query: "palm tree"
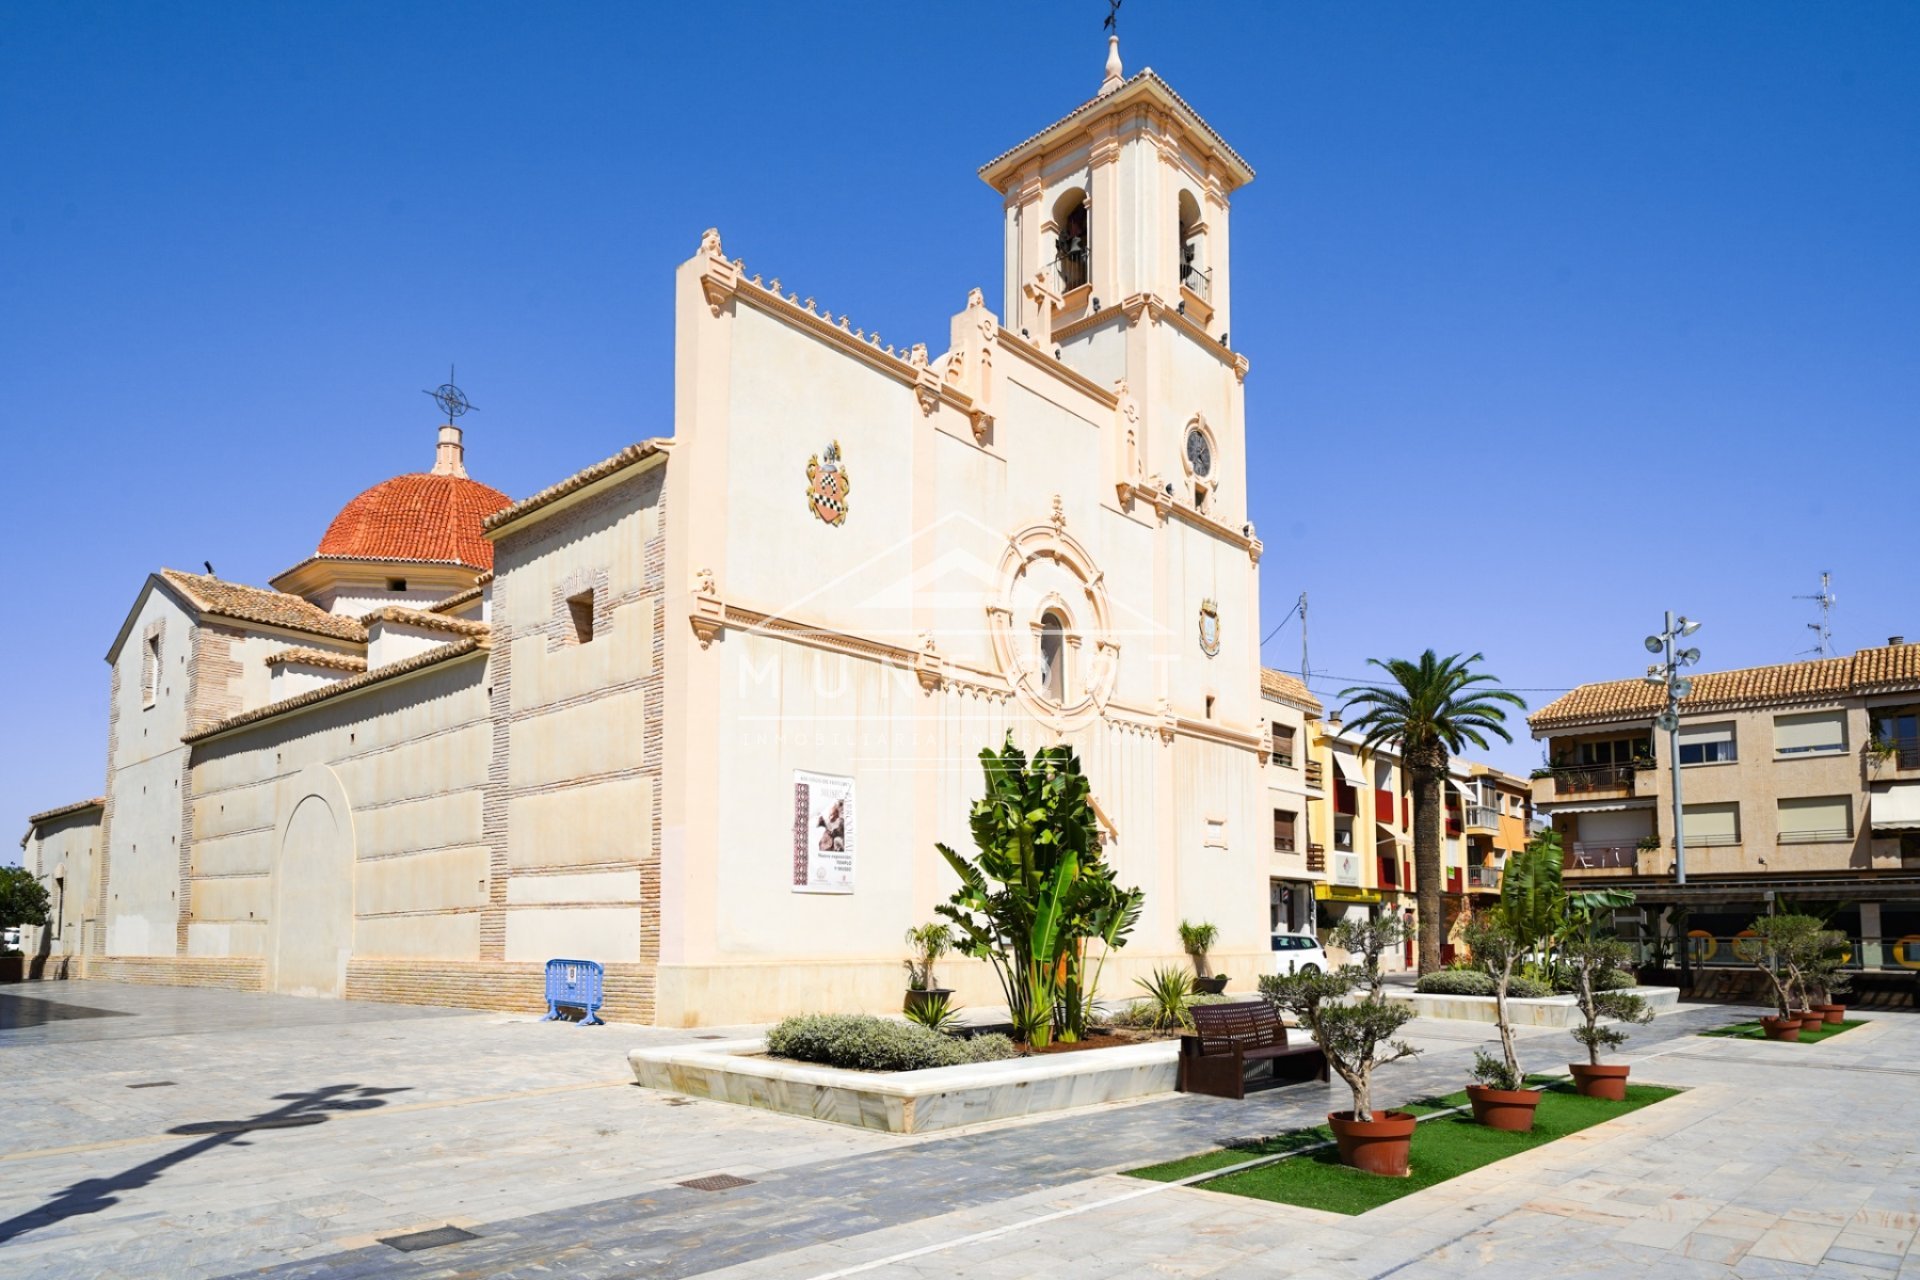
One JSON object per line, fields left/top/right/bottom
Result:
{"left": 1338, "top": 651, "right": 1527, "bottom": 975}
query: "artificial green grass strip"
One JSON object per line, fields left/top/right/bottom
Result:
{"left": 1698, "top": 1018, "right": 1864, "bottom": 1043}
{"left": 1133, "top": 1083, "right": 1677, "bottom": 1214}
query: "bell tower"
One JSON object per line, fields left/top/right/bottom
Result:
{"left": 978, "top": 36, "right": 1255, "bottom": 349}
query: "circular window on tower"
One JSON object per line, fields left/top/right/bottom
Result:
{"left": 1185, "top": 425, "right": 1213, "bottom": 480}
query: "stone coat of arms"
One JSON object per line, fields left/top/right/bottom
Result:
{"left": 805, "top": 441, "right": 850, "bottom": 526}
{"left": 1198, "top": 598, "right": 1221, "bottom": 658}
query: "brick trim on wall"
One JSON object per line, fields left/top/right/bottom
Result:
{"left": 345, "top": 959, "right": 656, "bottom": 1023}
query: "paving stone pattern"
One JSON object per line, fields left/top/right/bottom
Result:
{"left": 4, "top": 981, "right": 1916, "bottom": 1279}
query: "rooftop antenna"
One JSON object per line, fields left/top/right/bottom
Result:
{"left": 1795, "top": 571, "right": 1836, "bottom": 657}
{"left": 1103, "top": 0, "right": 1121, "bottom": 34}
{"left": 1299, "top": 591, "right": 1310, "bottom": 690}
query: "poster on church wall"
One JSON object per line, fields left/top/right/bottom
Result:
{"left": 792, "top": 770, "right": 855, "bottom": 894}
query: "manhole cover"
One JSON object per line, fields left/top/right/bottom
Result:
{"left": 378, "top": 1225, "right": 480, "bottom": 1252}
{"left": 678, "top": 1174, "right": 755, "bottom": 1192}
{"left": 126, "top": 1081, "right": 176, "bottom": 1089}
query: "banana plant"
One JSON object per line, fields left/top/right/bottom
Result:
{"left": 936, "top": 736, "right": 1141, "bottom": 1048}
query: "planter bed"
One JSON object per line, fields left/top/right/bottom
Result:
{"left": 1699, "top": 1018, "right": 1865, "bottom": 1044}
{"left": 1382, "top": 986, "right": 1679, "bottom": 1028}
{"left": 629, "top": 1035, "right": 1178, "bottom": 1134}
{"left": 1127, "top": 1080, "right": 1678, "bottom": 1215}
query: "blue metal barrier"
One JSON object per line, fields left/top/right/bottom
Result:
{"left": 542, "top": 958, "right": 605, "bottom": 1026}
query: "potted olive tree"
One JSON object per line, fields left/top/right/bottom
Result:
{"left": 1262, "top": 914, "right": 1420, "bottom": 1177}
{"left": 1180, "top": 920, "right": 1228, "bottom": 994}
{"left": 1563, "top": 935, "right": 1653, "bottom": 1099}
{"left": 1747, "top": 913, "right": 1823, "bottom": 1041}
{"left": 1801, "top": 933, "right": 1852, "bottom": 1025}
{"left": 903, "top": 922, "right": 954, "bottom": 1019}
{"left": 1459, "top": 906, "right": 1542, "bottom": 1131}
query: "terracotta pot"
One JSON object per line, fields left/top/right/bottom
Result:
{"left": 1812, "top": 1003, "right": 1845, "bottom": 1025}
{"left": 902, "top": 987, "right": 954, "bottom": 1017}
{"left": 1568, "top": 1062, "right": 1630, "bottom": 1102}
{"left": 1466, "top": 1084, "right": 1543, "bottom": 1132}
{"left": 1759, "top": 1016, "right": 1802, "bottom": 1042}
{"left": 1327, "top": 1110, "right": 1417, "bottom": 1177}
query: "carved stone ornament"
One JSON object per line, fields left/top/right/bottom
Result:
{"left": 805, "top": 441, "right": 851, "bottom": 525}
{"left": 1197, "top": 597, "right": 1221, "bottom": 658}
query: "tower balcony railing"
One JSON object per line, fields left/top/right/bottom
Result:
{"left": 1179, "top": 262, "right": 1212, "bottom": 303}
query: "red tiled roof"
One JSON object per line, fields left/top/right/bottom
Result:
{"left": 318, "top": 473, "right": 512, "bottom": 571}
{"left": 1259, "top": 668, "right": 1324, "bottom": 715}
{"left": 161, "top": 570, "right": 367, "bottom": 643}
{"left": 185, "top": 638, "right": 488, "bottom": 744}
{"left": 1531, "top": 643, "right": 1920, "bottom": 730}
{"left": 263, "top": 648, "right": 368, "bottom": 673}
{"left": 27, "top": 797, "right": 105, "bottom": 827}
{"left": 483, "top": 442, "right": 666, "bottom": 536}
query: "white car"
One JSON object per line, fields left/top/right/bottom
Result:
{"left": 1270, "top": 932, "right": 1328, "bottom": 975}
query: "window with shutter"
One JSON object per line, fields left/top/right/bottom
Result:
{"left": 1681, "top": 802, "right": 1740, "bottom": 846}
{"left": 1774, "top": 711, "right": 1846, "bottom": 756}
{"left": 1777, "top": 796, "right": 1850, "bottom": 843}
{"left": 1678, "top": 722, "right": 1737, "bottom": 766}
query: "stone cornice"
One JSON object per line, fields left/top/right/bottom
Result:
{"left": 1115, "top": 483, "right": 1262, "bottom": 563}
{"left": 1116, "top": 294, "right": 1250, "bottom": 382}
{"left": 995, "top": 327, "right": 1119, "bottom": 408}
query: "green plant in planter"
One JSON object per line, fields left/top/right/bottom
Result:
{"left": 1746, "top": 913, "right": 1827, "bottom": 1019}
{"left": 936, "top": 737, "right": 1144, "bottom": 1048}
{"left": 1134, "top": 965, "right": 1196, "bottom": 1030}
{"left": 1178, "top": 920, "right": 1220, "bottom": 978}
{"left": 0, "top": 867, "right": 50, "bottom": 944}
{"left": 1260, "top": 914, "right": 1418, "bottom": 1121}
{"left": 901, "top": 990, "right": 964, "bottom": 1033}
{"left": 903, "top": 922, "right": 953, "bottom": 992}
{"left": 1564, "top": 935, "right": 1652, "bottom": 1065}
{"left": 1799, "top": 932, "right": 1853, "bottom": 1012}
{"left": 1460, "top": 907, "right": 1529, "bottom": 1091}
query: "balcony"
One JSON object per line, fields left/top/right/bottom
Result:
{"left": 1303, "top": 760, "right": 1325, "bottom": 789}
{"left": 1465, "top": 865, "right": 1501, "bottom": 890}
{"left": 1546, "top": 763, "right": 1642, "bottom": 797}
{"left": 1180, "top": 260, "right": 1212, "bottom": 303}
{"left": 1866, "top": 736, "right": 1920, "bottom": 776}
{"left": 1778, "top": 829, "right": 1852, "bottom": 845}
{"left": 1306, "top": 845, "right": 1326, "bottom": 873}
{"left": 1565, "top": 843, "right": 1638, "bottom": 871}
{"left": 1465, "top": 805, "right": 1500, "bottom": 832}
{"left": 1271, "top": 751, "right": 1295, "bottom": 769}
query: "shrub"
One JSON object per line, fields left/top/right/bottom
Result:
{"left": 1133, "top": 966, "right": 1197, "bottom": 1030}
{"left": 1416, "top": 969, "right": 1494, "bottom": 996}
{"left": 1552, "top": 967, "right": 1635, "bottom": 994}
{"left": 765, "top": 1014, "right": 1017, "bottom": 1072}
{"left": 1508, "top": 974, "right": 1552, "bottom": 1000}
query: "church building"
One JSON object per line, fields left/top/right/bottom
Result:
{"left": 18, "top": 41, "right": 1282, "bottom": 1026}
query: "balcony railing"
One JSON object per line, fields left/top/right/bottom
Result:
{"left": 1305, "top": 846, "right": 1326, "bottom": 873}
{"left": 1466, "top": 865, "right": 1500, "bottom": 889}
{"left": 1049, "top": 246, "right": 1089, "bottom": 294}
{"left": 1565, "top": 843, "right": 1637, "bottom": 870}
{"left": 1465, "top": 805, "right": 1500, "bottom": 830}
{"left": 1271, "top": 751, "right": 1295, "bottom": 769}
{"left": 1303, "top": 760, "right": 1325, "bottom": 788}
{"left": 1867, "top": 736, "right": 1920, "bottom": 771}
{"left": 1778, "top": 829, "right": 1851, "bottom": 845}
{"left": 1179, "top": 261, "right": 1212, "bottom": 302}
{"left": 1549, "top": 763, "right": 1641, "bottom": 794}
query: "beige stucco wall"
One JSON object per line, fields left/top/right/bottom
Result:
{"left": 22, "top": 808, "right": 102, "bottom": 960}
{"left": 491, "top": 461, "right": 664, "bottom": 970}
{"left": 186, "top": 653, "right": 493, "bottom": 983}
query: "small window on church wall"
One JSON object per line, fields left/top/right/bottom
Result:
{"left": 387, "top": 578, "right": 407, "bottom": 592}
{"left": 567, "top": 591, "right": 595, "bottom": 645}
{"left": 141, "top": 634, "right": 160, "bottom": 706}
{"left": 1052, "top": 189, "right": 1089, "bottom": 293}
{"left": 1039, "top": 611, "right": 1066, "bottom": 703}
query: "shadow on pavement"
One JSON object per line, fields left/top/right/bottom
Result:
{"left": 0, "top": 1082, "right": 411, "bottom": 1245}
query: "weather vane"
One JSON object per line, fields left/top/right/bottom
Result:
{"left": 423, "top": 364, "right": 477, "bottom": 422}
{"left": 1104, "top": 0, "right": 1121, "bottom": 34}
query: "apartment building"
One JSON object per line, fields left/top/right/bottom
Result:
{"left": 1259, "top": 670, "right": 1326, "bottom": 935}
{"left": 1528, "top": 638, "right": 1920, "bottom": 964}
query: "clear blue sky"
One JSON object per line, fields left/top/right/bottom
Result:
{"left": 5, "top": 2, "right": 1917, "bottom": 840}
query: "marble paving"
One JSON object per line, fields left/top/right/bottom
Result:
{"left": 4, "top": 979, "right": 1915, "bottom": 1279}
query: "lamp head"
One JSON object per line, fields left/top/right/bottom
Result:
{"left": 1679, "top": 647, "right": 1701, "bottom": 665}
{"left": 1671, "top": 677, "right": 1693, "bottom": 698}
{"left": 1679, "top": 618, "right": 1703, "bottom": 636}
{"left": 1645, "top": 636, "right": 1664, "bottom": 654}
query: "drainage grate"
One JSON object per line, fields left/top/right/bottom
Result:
{"left": 664, "top": 1096, "right": 695, "bottom": 1106}
{"left": 126, "top": 1081, "right": 176, "bottom": 1089}
{"left": 694, "top": 1034, "right": 727, "bottom": 1040}
{"left": 678, "top": 1174, "right": 755, "bottom": 1192}
{"left": 378, "top": 1225, "right": 480, "bottom": 1252}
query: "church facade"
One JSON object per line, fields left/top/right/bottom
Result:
{"left": 18, "top": 44, "right": 1294, "bottom": 1026}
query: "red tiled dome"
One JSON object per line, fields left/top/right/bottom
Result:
{"left": 317, "top": 472, "right": 512, "bottom": 571}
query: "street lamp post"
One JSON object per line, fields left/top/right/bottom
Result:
{"left": 1645, "top": 612, "right": 1702, "bottom": 976}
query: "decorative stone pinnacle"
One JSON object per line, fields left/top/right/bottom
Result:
{"left": 1100, "top": 35, "right": 1123, "bottom": 95}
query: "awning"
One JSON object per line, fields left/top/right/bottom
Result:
{"left": 1314, "top": 884, "right": 1382, "bottom": 903}
{"left": 1871, "top": 782, "right": 1920, "bottom": 831}
{"left": 1376, "top": 822, "right": 1407, "bottom": 845}
{"left": 1330, "top": 750, "right": 1365, "bottom": 786}
{"left": 1449, "top": 776, "right": 1476, "bottom": 796}
{"left": 1543, "top": 798, "right": 1655, "bottom": 815}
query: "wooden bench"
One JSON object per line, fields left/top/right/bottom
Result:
{"left": 1177, "top": 1002, "right": 1328, "bottom": 1099}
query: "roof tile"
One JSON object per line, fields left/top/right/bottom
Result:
{"left": 162, "top": 570, "right": 367, "bottom": 643}
{"left": 1530, "top": 645, "right": 1920, "bottom": 730}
